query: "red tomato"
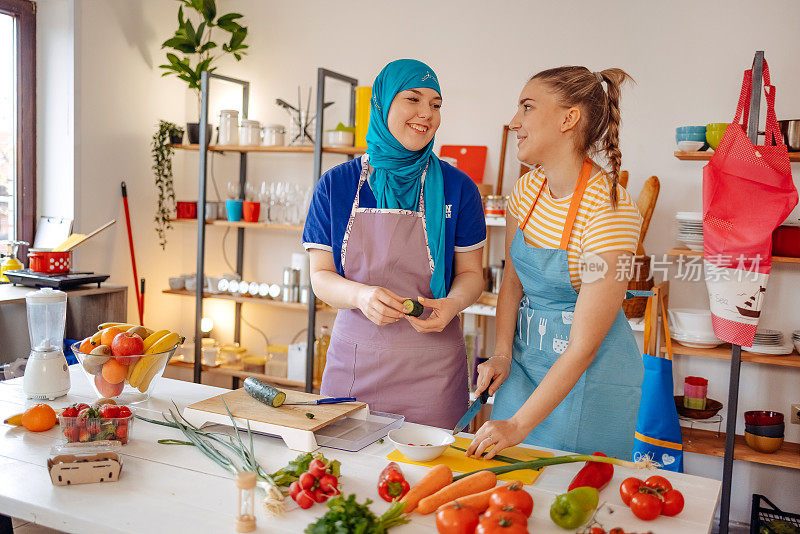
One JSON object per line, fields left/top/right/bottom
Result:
{"left": 488, "top": 483, "right": 534, "bottom": 517}
{"left": 619, "top": 477, "right": 643, "bottom": 506}
{"left": 661, "top": 489, "right": 685, "bottom": 517}
{"left": 644, "top": 475, "right": 672, "bottom": 492}
{"left": 299, "top": 472, "right": 317, "bottom": 490}
{"left": 590, "top": 528, "right": 606, "bottom": 534}
{"left": 609, "top": 529, "right": 626, "bottom": 534}
{"left": 630, "top": 492, "right": 663, "bottom": 521}
{"left": 289, "top": 481, "right": 302, "bottom": 500}
{"left": 483, "top": 506, "right": 528, "bottom": 525}
{"left": 318, "top": 473, "right": 338, "bottom": 494}
{"left": 99, "top": 404, "right": 121, "bottom": 419}
{"left": 476, "top": 513, "right": 529, "bottom": 534}
{"left": 62, "top": 406, "right": 78, "bottom": 418}
{"left": 308, "top": 458, "right": 327, "bottom": 478}
{"left": 294, "top": 489, "right": 315, "bottom": 509}
{"left": 117, "top": 406, "right": 132, "bottom": 419}
{"left": 435, "top": 502, "right": 480, "bottom": 534}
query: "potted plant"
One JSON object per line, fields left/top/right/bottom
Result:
{"left": 159, "top": 0, "right": 248, "bottom": 144}
{"left": 152, "top": 120, "right": 181, "bottom": 249}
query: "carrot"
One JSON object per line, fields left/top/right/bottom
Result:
{"left": 437, "top": 480, "right": 523, "bottom": 514}
{"left": 416, "top": 471, "right": 498, "bottom": 515}
{"left": 400, "top": 464, "right": 453, "bottom": 513}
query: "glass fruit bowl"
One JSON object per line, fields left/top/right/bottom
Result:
{"left": 71, "top": 341, "right": 180, "bottom": 404}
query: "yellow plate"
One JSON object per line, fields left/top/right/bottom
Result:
{"left": 386, "top": 436, "right": 553, "bottom": 485}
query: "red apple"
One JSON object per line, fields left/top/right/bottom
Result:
{"left": 94, "top": 373, "right": 124, "bottom": 397}
{"left": 111, "top": 332, "right": 144, "bottom": 364}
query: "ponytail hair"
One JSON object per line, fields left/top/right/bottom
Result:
{"left": 531, "top": 66, "right": 633, "bottom": 208}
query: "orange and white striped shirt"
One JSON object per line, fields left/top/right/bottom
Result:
{"left": 508, "top": 165, "right": 642, "bottom": 291}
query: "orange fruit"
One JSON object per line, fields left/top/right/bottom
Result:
{"left": 101, "top": 358, "right": 128, "bottom": 384}
{"left": 21, "top": 404, "right": 57, "bottom": 432}
{"left": 100, "top": 326, "right": 123, "bottom": 347}
{"left": 79, "top": 337, "right": 98, "bottom": 354}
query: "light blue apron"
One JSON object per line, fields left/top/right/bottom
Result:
{"left": 492, "top": 160, "right": 644, "bottom": 460}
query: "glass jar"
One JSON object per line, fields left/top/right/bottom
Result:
{"left": 239, "top": 119, "right": 261, "bottom": 146}
{"left": 484, "top": 195, "right": 506, "bottom": 217}
{"left": 218, "top": 109, "right": 239, "bottom": 145}
{"left": 261, "top": 124, "right": 286, "bottom": 146}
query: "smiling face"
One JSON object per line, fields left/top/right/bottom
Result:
{"left": 509, "top": 79, "right": 581, "bottom": 165}
{"left": 386, "top": 87, "right": 442, "bottom": 151}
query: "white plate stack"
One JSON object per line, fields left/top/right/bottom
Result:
{"left": 676, "top": 211, "right": 704, "bottom": 251}
{"left": 668, "top": 308, "right": 723, "bottom": 349}
{"left": 792, "top": 331, "right": 800, "bottom": 354}
{"left": 743, "top": 329, "right": 794, "bottom": 356}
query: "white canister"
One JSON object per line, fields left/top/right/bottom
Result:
{"left": 240, "top": 119, "right": 261, "bottom": 146}
{"left": 218, "top": 109, "right": 239, "bottom": 145}
{"left": 262, "top": 124, "right": 286, "bottom": 146}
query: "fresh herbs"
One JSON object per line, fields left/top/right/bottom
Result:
{"left": 305, "top": 494, "right": 408, "bottom": 534}
{"left": 305, "top": 412, "right": 315, "bottom": 419}
{"left": 136, "top": 401, "right": 284, "bottom": 515}
{"left": 270, "top": 452, "right": 340, "bottom": 488}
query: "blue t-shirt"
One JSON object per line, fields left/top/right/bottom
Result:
{"left": 302, "top": 156, "right": 486, "bottom": 293}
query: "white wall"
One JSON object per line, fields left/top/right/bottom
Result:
{"left": 38, "top": 0, "right": 800, "bottom": 525}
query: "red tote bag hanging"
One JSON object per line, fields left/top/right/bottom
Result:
{"left": 703, "top": 59, "right": 797, "bottom": 347}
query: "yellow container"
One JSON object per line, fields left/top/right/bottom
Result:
{"left": 355, "top": 86, "right": 372, "bottom": 148}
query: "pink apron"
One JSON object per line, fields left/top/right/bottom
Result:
{"left": 320, "top": 156, "right": 469, "bottom": 429}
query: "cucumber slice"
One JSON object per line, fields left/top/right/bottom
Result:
{"left": 243, "top": 377, "right": 286, "bottom": 407}
{"left": 403, "top": 298, "right": 424, "bottom": 317}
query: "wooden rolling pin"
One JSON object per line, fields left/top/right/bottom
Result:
{"left": 635, "top": 176, "right": 660, "bottom": 256}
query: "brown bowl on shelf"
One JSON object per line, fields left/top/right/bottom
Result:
{"left": 744, "top": 431, "right": 783, "bottom": 454}
{"left": 674, "top": 396, "right": 723, "bottom": 419}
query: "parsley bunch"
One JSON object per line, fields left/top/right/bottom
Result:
{"left": 305, "top": 494, "right": 408, "bottom": 534}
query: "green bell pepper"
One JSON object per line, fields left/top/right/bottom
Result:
{"left": 549, "top": 486, "right": 600, "bottom": 530}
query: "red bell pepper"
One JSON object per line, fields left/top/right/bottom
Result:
{"left": 378, "top": 462, "right": 410, "bottom": 502}
{"left": 567, "top": 452, "right": 614, "bottom": 492}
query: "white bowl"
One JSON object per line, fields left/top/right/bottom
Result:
{"left": 388, "top": 426, "right": 455, "bottom": 461}
{"left": 668, "top": 308, "right": 715, "bottom": 336}
{"left": 677, "top": 140, "right": 705, "bottom": 152}
{"left": 325, "top": 130, "right": 355, "bottom": 147}
{"left": 168, "top": 277, "right": 185, "bottom": 290}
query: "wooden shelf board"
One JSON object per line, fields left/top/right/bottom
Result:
{"left": 168, "top": 360, "right": 304, "bottom": 389}
{"left": 662, "top": 343, "right": 800, "bottom": 368}
{"left": 162, "top": 288, "right": 334, "bottom": 312}
{"left": 682, "top": 427, "right": 800, "bottom": 469}
{"left": 172, "top": 143, "right": 364, "bottom": 156}
{"left": 170, "top": 218, "right": 303, "bottom": 232}
{"left": 667, "top": 247, "right": 800, "bottom": 265}
{"left": 675, "top": 150, "right": 800, "bottom": 162}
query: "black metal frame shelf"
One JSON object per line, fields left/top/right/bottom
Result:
{"left": 188, "top": 68, "right": 358, "bottom": 393}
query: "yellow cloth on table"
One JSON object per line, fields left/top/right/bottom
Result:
{"left": 386, "top": 436, "right": 553, "bottom": 485}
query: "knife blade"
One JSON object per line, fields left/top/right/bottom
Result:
{"left": 452, "top": 390, "right": 490, "bottom": 435}
{"left": 282, "top": 397, "right": 356, "bottom": 406}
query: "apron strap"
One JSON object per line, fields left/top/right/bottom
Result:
{"left": 519, "top": 159, "right": 593, "bottom": 251}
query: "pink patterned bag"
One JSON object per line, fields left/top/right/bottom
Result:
{"left": 703, "top": 59, "right": 797, "bottom": 346}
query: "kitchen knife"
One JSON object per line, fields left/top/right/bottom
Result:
{"left": 452, "top": 390, "right": 490, "bottom": 435}
{"left": 282, "top": 397, "right": 356, "bottom": 406}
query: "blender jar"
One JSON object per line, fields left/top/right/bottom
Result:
{"left": 26, "top": 288, "right": 67, "bottom": 351}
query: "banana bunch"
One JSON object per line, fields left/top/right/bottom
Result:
{"left": 128, "top": 331, "right": 182, "bottom": 392}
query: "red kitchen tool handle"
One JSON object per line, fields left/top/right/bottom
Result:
{"left": 121, "top": 182, "right": 144, "bottom": 325}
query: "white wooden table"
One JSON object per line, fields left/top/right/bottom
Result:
{"left": 0, "top": 367, "right": 721, "bottom": 533}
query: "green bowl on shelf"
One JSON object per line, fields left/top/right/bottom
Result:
{"left": 706, "top": 123, "right": 729, "bottom": 150}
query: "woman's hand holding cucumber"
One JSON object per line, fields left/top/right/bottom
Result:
{"left": 475, "top": 356, "right": 511, "bottom": 396}
{"left": 404, "top": 296, "right": 460, "bottom": 333}
{"left": 357, "top": 286, "right": 406, "bottom": 326}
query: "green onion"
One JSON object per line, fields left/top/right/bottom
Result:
{"left": 452, "top": 454, "right": 659, "bottom": 482}
{"left": 449, "top": 445, "right": 525, "bottom": 464}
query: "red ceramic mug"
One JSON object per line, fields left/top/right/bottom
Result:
{"left": 242, "top": 201, "right": 260, "bottom": 222}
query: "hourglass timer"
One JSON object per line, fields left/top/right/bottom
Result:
{"left": 235, "top": 471, "right": 257, "bottom": 532}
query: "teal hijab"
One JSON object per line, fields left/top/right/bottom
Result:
{"left": 366, "top": 59, "right": 447, "bottom": 299}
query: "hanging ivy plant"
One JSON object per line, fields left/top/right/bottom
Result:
{"left": 152, "top": 120, "right": 183, "bottom": 249}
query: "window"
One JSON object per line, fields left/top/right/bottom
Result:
{"left": 0, "top": 0, "right": 34, "bottom": 256}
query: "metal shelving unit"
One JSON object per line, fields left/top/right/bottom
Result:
{"left": 186, "top": 69, "right": 358, "bottom": 393}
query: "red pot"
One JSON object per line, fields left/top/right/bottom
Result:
{"left": 28, "top": 250, "right": 71, "bottom": 274}
{"left": 176, "top": 201, "right": 197, "bottom": 219}
{"left": 242, "top": 201, "right": 260, "bottom": 223}
{"left": 772, "top": 226, "right": 800, "bottom": 258}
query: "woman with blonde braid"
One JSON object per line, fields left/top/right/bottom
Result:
{"left": 468, "top": 67, "right": 644, "bottom": 460}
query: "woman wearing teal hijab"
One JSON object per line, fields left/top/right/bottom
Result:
{"left": 303, "top": 59, "right": 487, "bottom": 428}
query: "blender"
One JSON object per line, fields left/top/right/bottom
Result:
{"left": 22, "top": 288, "right": 71, "bottom": 400}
